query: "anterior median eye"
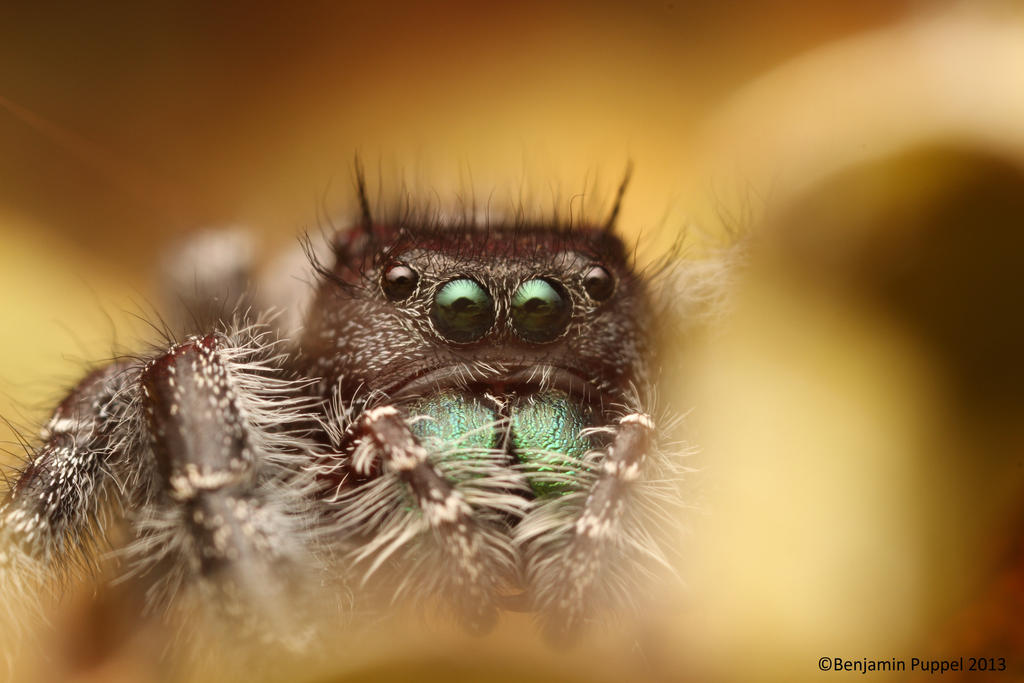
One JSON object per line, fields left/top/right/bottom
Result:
{"left": 382, "top": 263, "right": 419, "bottom": 300}
{"left": 511, "top": 278, "right": 571, "bottom": 343}
{"left": 431, "top": 278, "right": 495, "bottom": 342}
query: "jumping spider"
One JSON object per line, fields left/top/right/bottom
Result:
{"left": 0, "top": 171, "right": 693, "bottom": 649}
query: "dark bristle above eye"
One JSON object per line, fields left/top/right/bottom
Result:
{"left": 382, "top": 263, "right": 419, "bottom": 300}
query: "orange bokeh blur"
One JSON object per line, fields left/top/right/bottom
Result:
{"left": 1, "top": 2, "right": 1022, "bottom": 681}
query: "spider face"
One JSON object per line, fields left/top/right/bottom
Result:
{"left": 301, "top": 222, "right": 652, "bottom": 505}
{"left": 304, "top": 222, "right": 649, "bottom": 409}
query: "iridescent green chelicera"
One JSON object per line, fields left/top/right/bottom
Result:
{"left": 511, "top": 278, "right": 571, "bottom": 343}
{"left": 407, "top": 391, "right": 501, "bottom": 455}
{"left": 509, "top": 390, "right": 592, "bottom": 497}
{"left": 431, "top": 278, "right": 495, "bottom": 343}
{"left": 405, "top": 389, "right": 592, "bottom": 498}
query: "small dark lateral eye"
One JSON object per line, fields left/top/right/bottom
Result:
{"left": 382, "top": 263, "right": 419, "bottom": 300}
{"left": 512, "top": 279, "right": 571, "bottom": 343}
{"left": 431, "top": 278, "right": 495, "bottom": 343}
{"left": 583, "top": 265, "right": 615, "bottom": 301}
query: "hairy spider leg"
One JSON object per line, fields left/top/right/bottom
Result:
{"left": 355, "top": 405, "right": 509, "bottom": 634}
{"left": 523, "top": 411, "right": 655, "bottom": 642}
{"left": 133, "top": 333, "right": 317, "bottom": 641}
{"left": 1, "top": 363, "right": 134, "bottom": 598}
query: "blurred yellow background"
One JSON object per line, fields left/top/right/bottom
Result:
{"left": 2, "top": 1, "right": 1023, "bottom": 681}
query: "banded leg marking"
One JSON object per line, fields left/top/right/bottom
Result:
{"left": 358, "top": 405, "right": 500, "bottom": 633}
{"left": 138, "top": 334, "right": 310, "bottom": 627}
{"left": 1, "top": 363, "right": 132, "bottom": 574}
{"left": 539, "top": 411, "right": 655, "bottom": 639}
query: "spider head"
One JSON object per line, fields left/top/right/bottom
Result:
{"left": 302, "top": 218, "right": 650, "bottom": 408}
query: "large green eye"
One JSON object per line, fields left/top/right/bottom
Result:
{"left": 511, "top": 278, "right": 571, "bottom": 343}
{"left": 431, "top": 278, "right": 495, "bottom": 342}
